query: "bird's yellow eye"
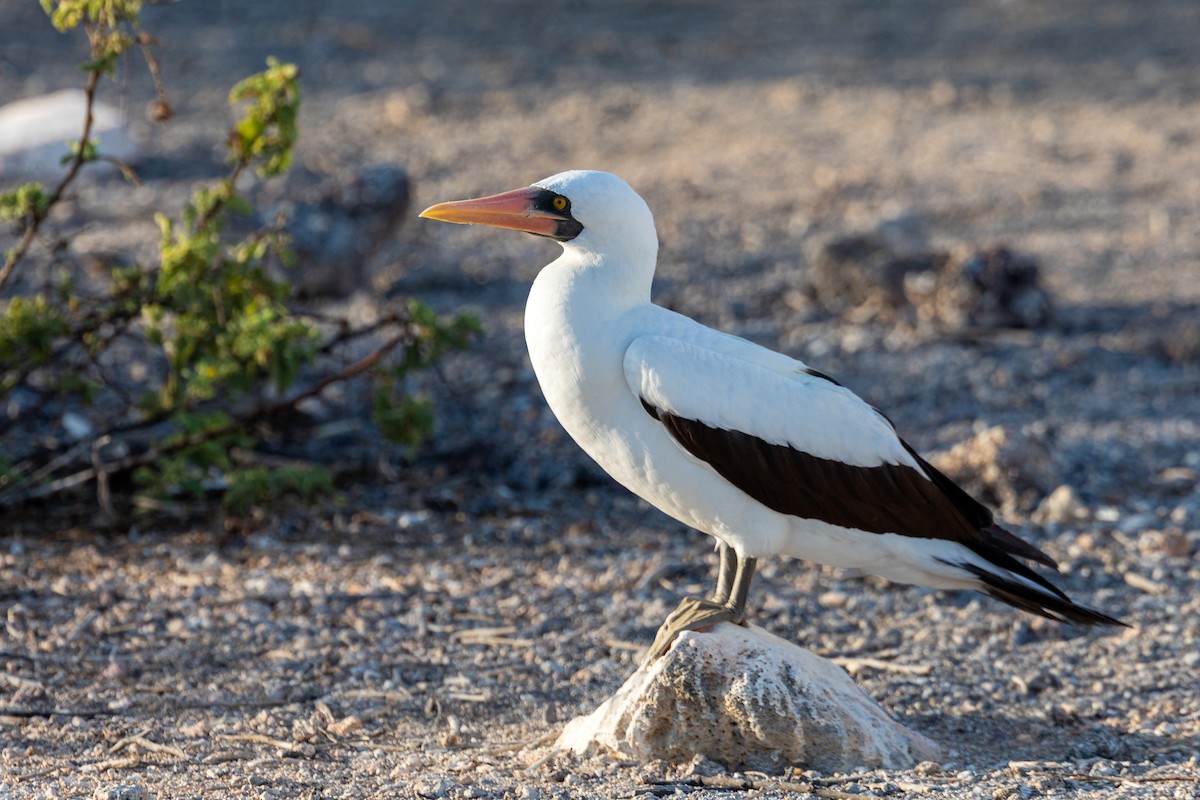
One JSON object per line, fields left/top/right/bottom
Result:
{"left": 552, "top": 195, "right": 568, "bottom": 211}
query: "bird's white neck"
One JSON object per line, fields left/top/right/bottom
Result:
{"left": 532, "top": 245, "right": 656, "bottom": 318}
{"left": 524, "top": 245, "right": 655, "bottom": 439}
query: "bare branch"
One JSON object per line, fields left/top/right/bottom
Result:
{"left": 0, "top": 69, "right": 101, "bottom": 291}
{"left": 0, "top": 324, "right": 417, "bottom": 508}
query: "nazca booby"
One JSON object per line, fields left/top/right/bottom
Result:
{"left": 420, "top": 170, "right": 1123, "bottom": 662}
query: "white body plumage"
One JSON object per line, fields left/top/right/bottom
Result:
{"left": 421, "top": 169, "right": 1121, "bottom": 628}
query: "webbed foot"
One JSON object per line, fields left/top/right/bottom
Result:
{"left": 641, "top": 595, "right": 743, "bottom": 666}
{"left": 640, "top": 545, "right": 756, "bottom": 667}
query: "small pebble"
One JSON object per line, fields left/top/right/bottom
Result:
{"left": 94, "top": 789, "right": 145, "bottom": 800}
{"left": 418, "top": 778, "right": 454, "bottom": 798}
{"left": 818, "top": 590, "right": 849, "bottom": 608}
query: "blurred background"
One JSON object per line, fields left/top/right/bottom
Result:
{"left": 1, "top": 0, "right": 1198, "bottom": 522}
{"left": 2, "top": 3, "right": 1199, "bottom": 793}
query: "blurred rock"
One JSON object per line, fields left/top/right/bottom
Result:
{"left": 1117, "top": 511, "right": 1157, "bottom": 536}
{"left": 947, "top": 246, "right": 1053, "bottom": 329}
{"left": 5, "top": 387, "right": 42, "bottom": 421}
{"left": 267, "top": 163, "right": 410, "bottom": 298}
{"left": 0, "top": 89, "right": 139, "bottom": 179}
{"left": 810, "top": 212, "right": 943, "bottom": 315}
{"left": 905, "top": 246, "right": 1053, "bottom": 329}
{"left": 1157, "top": 316, "right": 1200, "bottom": 363}
{"left": 811, "top": 215, "right": 1053, "bottom": 331}
{"left": 1012, "top": 615, "right": 1084, "bottom": 646}
{"left": 1157, "top": 466, "right": 1197, "bottom": 496}
{"left": 556, "top": 623, "right": 938, "bottom": 772}
{"left": 929, "top": 425, "right": 1061, "bottom": 515}
{"left": 1136, "top": 528, "right": 1192, "bottom": 559}
{"left": 61, "top": 411, "right": 94, "bottom": 441}
{"left": 876, "top": 209, "right": 932, "bottom": 258}
{"left": 1032, "top": 484, "right": 1086, "bottom": 525}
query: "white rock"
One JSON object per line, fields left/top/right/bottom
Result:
{"left": 556, "top": 623, "right": 938, "bottom": 772}
{"left": 0, "top": 89, "right": 139, "bottom": 179}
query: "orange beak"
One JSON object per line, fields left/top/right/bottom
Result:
{"left": 419, "top": 186, "right": 568, "bottom": 238}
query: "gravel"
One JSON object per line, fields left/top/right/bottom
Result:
{"left": 2, "top": 1, "right": 1199, "bottom": 798}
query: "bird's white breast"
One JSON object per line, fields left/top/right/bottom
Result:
{"left": 523, "top": 257, "right": 793, "bottom": 555}
{"left": 523, "top": 259, "right": 643, "bottom": 472}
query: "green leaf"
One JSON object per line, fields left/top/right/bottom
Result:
{"left": 80, "top": 53, "right": 120, "bottom": 75}
{"left": 222, "top": 464, "right": 333, "bottom": 514}
{"left": 59, "top": 137, "right": 100, "bottom": 165}
{"left": 225, "top": 195, "right": 253, "bottom": 217}
{"left": 0, "top": 294, "right": 69, "bottom": 368}
{"left": 43, "top": 0, "right": 144, "bottom": 33}
{"left": 227, "top": 58, "right": 301, "bottom": 177}
{"left": 372, "top": 389, "right": 435, "bottom": 451}
{"left": 0, "top": 183, "right": 49, "bottom": 221}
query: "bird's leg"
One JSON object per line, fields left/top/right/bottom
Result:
{"left": 711, "top": 541, "right": 736, "bottom": 604}
{"left": 726, "top": 553, "right": 756, "bottom": 620}
{"left": 641, "top": 547, "right": 758, "bottom": 667}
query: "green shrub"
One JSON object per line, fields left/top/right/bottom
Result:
{"left": 0, "top": 3, "right": 479, "bottom": 515}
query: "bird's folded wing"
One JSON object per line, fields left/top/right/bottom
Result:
{"left": 625, "top": 334, "right": 913, "bottom": 468}
{"left": 623, "top": 334, "right": 989, "bottom": 541}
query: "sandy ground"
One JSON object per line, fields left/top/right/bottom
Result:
{"left": 2, "top": 2, "right": 1199, "bottom": 798}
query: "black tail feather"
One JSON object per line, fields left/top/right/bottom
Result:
{"left": 954, "top": 562, "right": 1128, "bottom": 627}
{"left": 980, "top": 523, "right": 1059, "bottom": 570}
{"left": 900, "top": 441, "right": 1061, "bottom": 572}
{"left": 899, "top": 437, "right": 1121, "bottom": 626}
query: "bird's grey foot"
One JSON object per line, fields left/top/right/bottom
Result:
{"left": 641, "top": 546, "right": 756, "bottom": 667}
{"left": 641, "top": 596, "right": 742, "bottom": 667}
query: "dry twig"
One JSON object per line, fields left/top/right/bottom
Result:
{"left": 218, "top": 732, "right": 317, "bottom": 756}
{"left": 0, "top": 671, "right": 45, "bottom": 693}
{"left": 451, "top": 626, "right": 535, "bottom": 648}
{"left": 108, "top": 728, "right": 188, "bottom": 760}
{"left": 1123, "top": 571, "right": 1169, "bottom": 595}
{"left": 79, "top": 756, "right": 142, "bottom": 773}
{"left": 831, "top": 656, "right": 933, "bottom": 676}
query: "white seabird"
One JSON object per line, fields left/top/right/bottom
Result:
{"left": 420, "top": 170, "right": 1123, "bottom": 662}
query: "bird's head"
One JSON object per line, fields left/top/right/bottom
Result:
{"left": 419, "top": 170, "right": 658, "bottom": 266}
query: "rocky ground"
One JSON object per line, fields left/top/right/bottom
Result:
{"left": 2, "top": 1, "right": 1199, "bottom": 798}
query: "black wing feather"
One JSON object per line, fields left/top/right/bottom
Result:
{"left": 637, "top": 391, "right": 1124, "bottom": 628}
{"left": 640, "top": 397, "right": 1044, "bottom": 566}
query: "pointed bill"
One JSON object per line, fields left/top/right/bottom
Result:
{"left": 420, "top": 187, "right": 565, "bottom": 238}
